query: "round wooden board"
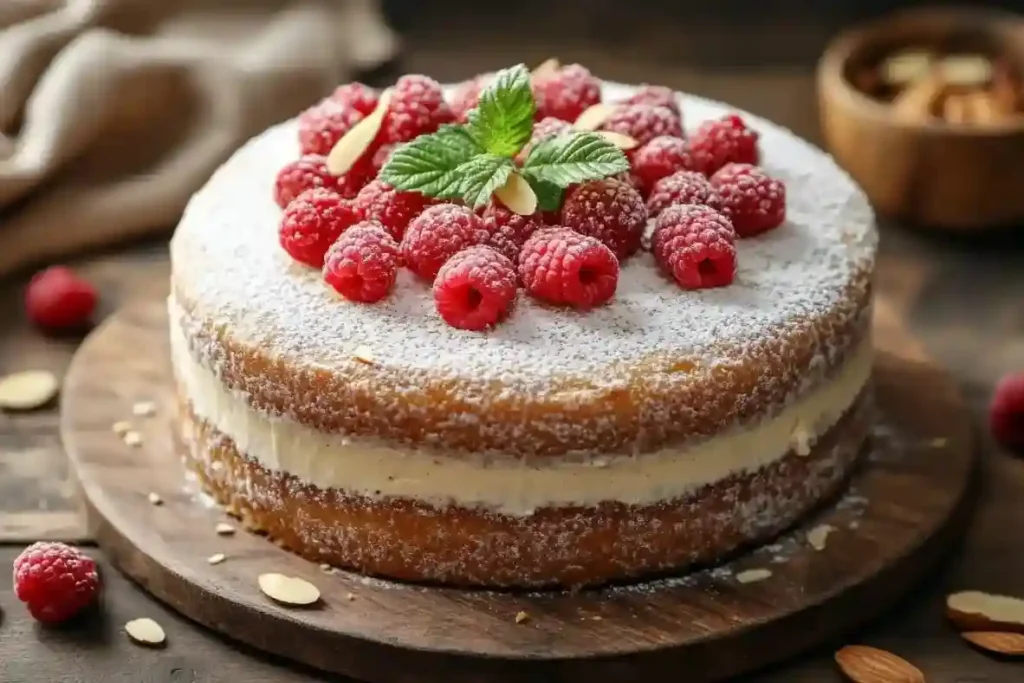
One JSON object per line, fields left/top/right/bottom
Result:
{"left": 62, "top": 298, "right": 976, "bottom": 683}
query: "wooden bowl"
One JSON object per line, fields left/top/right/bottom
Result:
{"left": 817, "top": 7, "right": 1024, "bottom": 231}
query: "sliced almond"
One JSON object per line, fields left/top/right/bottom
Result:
{"left": 892, "top": 73, "right": 944, "bottom": 122}
{"left": 531, "top": 57, "right": 560, "bottom": 80}
{"left": 807, "top": 524, "right": 835, "bottom": 551}
{"left": 938, "top": 54, "right": 993, "bottom": 89}
{"left": 790, "top": 421, "right": 812, "bottom": 456}
{"left": 573, "top": 103, "right": 615, "bottom": 131}
{"left": 123, "top": 431, "right": 143, "bottom": 448}
{"left": 0, "top": 370, "right": 58, "bottom": 411}
{"left": 112, "top": 420, "right": 133, "bottom": 435}
{"left": 494, "top": 172, "right": 537, "bottom": 216}
{"left": 962, "top": 631, "right": 1024, "bottom": 656}
{"left": 132, "top": 401, "right": 157, "bottom": 417}
{"left": 947, "top": 591, "right": 1024, "bottom": 633}
{"left": 258, "top": 573, "right": 321, "bottom": 606}
{"left": 207, "top": 553, "right": 226, "bottom": 565}
{"left": 880, "top": 50, "right": 934, "bottom": 87}
{"left": 147, "top": 492, "right": 163, "bottom": 506}
{"left": 515, "top": 610, "right": 530, "bottom": 624}
{"left": 215, "top": 522, "right": 236, "bottom": 536}
{"left": 736, "top": 568, "right": 772, "bottom": 584}
{"left": 834, "top": 645, "right": 924, "bottom": 683}
{"left": 352, "top": 345, "right": 375, "bottom": 365}
{"left": 124, "top": 618, "right": 166, "bottom": 647}
{"left": 327, "top": 88, "right": 392, "bottom": 176}
{"left": 596, "top": 131, "right": 638, "bottom": 150}
{"left": 345, "top": 592, "right": 356, "bottom": 601}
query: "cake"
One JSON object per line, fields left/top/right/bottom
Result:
{"left": 169, "top": 62, "right": 877, "bottom": 588}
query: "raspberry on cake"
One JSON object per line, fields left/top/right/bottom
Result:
{"left": 274, "top": 155, "right": 365, "bottom": 207}
{"left": 632, "top": 136, "right": 698, "bottom": 196}
{"left": 353, "top": 180, "right": 434, "bottom": 241}
{"left": 519, "top": 227, "right": 620, "bottom": 307}
{"left": 689, "top": 114, "right": 760, "bottom": 176}
{"left": 434, "top": 246, "right": 517, "bottom": 330}
{"left": 329, "top": 82, "right": 379, "bottom": 115}
{"left": 380, "top": 74, "right": 454, "bottom": 144}
{"left": 401, "top": 204, "right": 489, "bottom": 280}
{"left": 279, "top": 188, "right": 362, "bottom": 267}
{"left": 560, "top": 178, "right": 647, "bottom": 259}
{"left": 532, "top": 63, "right": 601, "bottom": 122}
{"left": 711, "top": 163, "right": 786, "bottom": 237}
{"left": 651, "top": 204, "right": 737, "bottom": 289}
{"left": 647, "top": 170, "right": 722, "bottom": 217}
{"left": 599, "top": 104, "right": 683, "bottom": 148}
{"left": 322, "top": 221, "right": 401, "bottom": 303}
{"left": 619, "top": 84, "right": 682, "bottom": 119}
{"left": 298, "top": 99, "right": 365, "bottom": 156}
{"left": 480, "top": 202, "right": 545, "bottom": 263}
{"left": 450, "top": 76, "right": 486, "bottom": 122}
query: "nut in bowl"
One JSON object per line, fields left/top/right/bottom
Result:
{"left": 818, "top": 7, "right": 1024, "bottom": 231}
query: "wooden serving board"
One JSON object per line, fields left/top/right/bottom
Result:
{"left": 61, "top": 299, "right": 976, "bottom": 683}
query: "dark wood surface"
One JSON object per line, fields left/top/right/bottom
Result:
{"left": 2, "top": 18, "right": 1024, "bottom": 683}
{"left": 58, "top": 300, "right": 974, "bottom": 683}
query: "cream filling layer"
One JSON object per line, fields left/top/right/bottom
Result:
{"left": 170, "top": 301, "right": 873, "bottom": 516}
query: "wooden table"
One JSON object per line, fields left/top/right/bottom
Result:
{"left": 2, "top": 17, "right": 1024, "bottom": 682}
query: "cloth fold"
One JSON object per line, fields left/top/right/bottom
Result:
{"left": 0, "top": 0, "right": 398, "bottom": 277}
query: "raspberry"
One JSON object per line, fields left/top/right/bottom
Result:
{"left": 990, "top": 372, "right": 1024, "bottom": 452}
{"left": 323, "top": 221, "right": 401, "bottom": 303}
{"left": 632, "top": 136, "right": 699, "bottom": 196}
{"left": 516, "top": 116, "right": 575, "bottom": 163}
{"left": 330, "top": 82, "right": 379, "bottom": 115}
{"left": 651, "top": 204, "right": 737, "bottom": 290}
{"left": 433, "top": 246, "right": 517, "bottom": 330}
{"left": 353, "top": 180, "right": 434, "bottom": 241}
{"left": 380, "top": 74, "right": 455, "bottom": 144}
{"left": 600, "top": 104, "right": 683, "bottom": 148}
{"left": 14, "top": 542, "right": 100, "bottom": 624}
{"left": 646, "top": 170, "right": 722, "bottom": 218}
{"left": 402, "top": 204, "right": 489, "bottom": 281}
{"left": 371, "top": 143, "right": 400, "bottom": 175}
{"left": 25, "top": 266, "right": 98, "bottom": 331}
{"left": 519, "top": 227, "right": 620, "bottom": 308}
{"left": 689, "top": 114, "right": 760, "bottom": 176}
{"left": 279, "top": 188, "right": 362, "bottom": 267}
{"left": 532, "top": 64, "right": 601, "bottom": 122}
{"left": 450, "top": 76, "right": 486, "bottom": 122}
{"left": 560, "top": 178, "right": 647, "bottom": 260}
{"left": 480, "top": 202, "right": 545, "bottom": 263}
{"left": 273, "top": 155, "right": 364, "bottom": 207}
{"left": 710, "top": 163, "right": 786, "bottom": 237}
{"left": 298, "top": 99, "right": 364, "bottom": 156}
{"left": 620, "top": 84, "right": 682, "bottom": 119}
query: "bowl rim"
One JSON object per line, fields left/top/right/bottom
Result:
{"left": 817, "top": 6, "right": 1024, "bottom": 137}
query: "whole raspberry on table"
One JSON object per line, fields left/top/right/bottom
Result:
{"left": 519, "top": 227, "right": 620, "bottom": 308}
{"left": 323, "top": 221, "right": 402, "bottom": 303}
{"left": 480, "top": 202, "right": 545, "bottom": 263}
{"left": 560, "top": 178, "right": 647, "bottom": 260}
{"left": 273, "top": 155, "right": 367, "bottom": 208}
{"left": 710, "top": 163, "right": 786, "bottom": 237}
{"left": 297, "top": 99, "right": 365, "bottom": 156}
{"left": 689, "top": 114, "right": 760, "bottom": 176}
{"left": 632, "top": 136, "right": 699, "bottom": 196}
{"left": 380, "top": 74, "right": 455, "bottom": 144}
{"left": 13, "top": 542, "right": 101, "bottom": 624}
{"left": 433, "top": 246, "right": 518, "bottom": 331}
{"left": 646, "top": 170, "right": 722, "bottom": 218}
{"left": 25, "top": 266, "right": 98, "bottom": 331}
{"left": 651, "top": 204, "right": 737, "bottom": 290}
{"left": 329, "top": 82, "right": 379, "bottom": 115}
{"left": 599, "top": 104, "right": 683, "bottom": 148}
{"left": 449, "top": 76, "right": 486, "bottom": 122}
{"left": 532, "top": 63, "right": 602, "bottom": 122}
{"left": 619, "top": 84, "right": 682, "bottom": 119}
{"left": 279, "top": 188, "right": 362, "bottom": 267}
{"left": 354, "top": 180, "right": 435, "bottom": 241}
{"left": 401, "top": 204, "right": 490, "bottom": 281}
{"left": 990, "top": 372, "right": 1024, "bottom": 452}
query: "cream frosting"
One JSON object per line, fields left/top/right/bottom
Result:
{"left": 170, "top": 297, "right": 872, "bottom": 516}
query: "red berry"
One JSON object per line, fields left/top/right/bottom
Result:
{"left": 710, "top": 163, "right": 786, "bottom": 237}
{"left": 600, "top": 104, "right": 683, "bottom": 147}
{"left": 516, "top": 116, "right": 575, "bottom": 164}
{"left": 532, "top": 64, "right": 601, "bottom": 122}
{"left": 25, "top": 266, "right": 97, "bottom": 331}
{"left": 433, "top": 246, "right": 517, "bottom": 330}
{"left": 620, "top": 85, "right": 681, "bottom": 119}
{"left": 279, "top": 189, "right": 362, "bottom": 267}
{"left": 401, "top": 204, "right": 489, "bottom": 281}
{"left": 273, "top": 155, "right": 363, "bottom": 207}
{"left": 689, "top": 114, "right": 760, "bottom": 176}
{"left": 322, "top": 221, "right": 401, "bottom": 303}
{"left": 519, "top": 227, "right": 620, "bottom": 308}
{"left": 632, "top": 136, "right": 699, "bottom": 196}
{"left": 13, "top": 542, "right": 100, "bottom": 624}
{"left": 646, "top": 170, "right": 721, "bottom": 218}
{"left": 560, "top": 178, "right": 647, "bottom": 260}
{"left": 353, "top": 180, "right": 434, "bottom": 241}
{"left": 480, "top": 202, "right": 545, "bottom": 263}
{"left": 371, "top": 143, "right": 400, "bottom": 175}
{"left": 450, "top": 76, "right": 486, "bottom": 122}
{"left": 330, "top": 82, "right": 379, "bottom": 115}
{"left": 991, "top": 372, "right": 1024, "bottom": 452}
{"left": 380, "top": 74, "right": 454, "bottom": 144}
{"left": 298, "top": 99, "right": 364, "bottom": 156}
{"left": 651, "top": 204, "right": 737, "bottom": 290}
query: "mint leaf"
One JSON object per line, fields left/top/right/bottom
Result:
{"left": 530, "top": 178, "right": 564, "bottom": 212}
{"left": 379, "top": 125, "right": 482, "bottom": 199}
{"left": 521, "top": 132, "right": 629, "bottom": 188}
{"left": 466, "top": 64, "right": 535, "bottom": 158}
{"left": 456, "top": 154, "right": 515, "bottom": 209}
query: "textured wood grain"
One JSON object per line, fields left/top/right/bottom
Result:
{"left": 59, "top": 298, "right": 975, "bottom": 683}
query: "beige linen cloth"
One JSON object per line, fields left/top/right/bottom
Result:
{"left": 0, "top": 0, "right": 399, "bottom": 277}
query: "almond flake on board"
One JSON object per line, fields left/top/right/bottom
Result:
{"left": 596, "top": 131, "right": 639, "bottom": 150}
{"left": 326, "top": 88, "right": 393, "bottom": 176}
{"left": 807, "top": 524, "right": 835, "bottom": 551}
{"left": 207, "top": 553, "right": 226, "bottom": 565}
{"left": 790, "top": 421, "right": 812, "bottom": 456}
{"left": 123, "top": 431, "right": 143, "bottom": 447}
{"left": 573, "top": 103, "right": 614, "bottom": 131}
{"left": 947, "top": 590, "right": 1024, "bottom": 633}
{"left": 531, "top": 57, "right": 560, "bottom": 80}
{"left": 962, "top": 631, "right": 1024, "bottom": 656}
{"left": 735, "top": 568, "right": 772, "bottom": 584}
{"left": 132, "top": 400, "right": 157, "bottom": 417}
{"left": 494, "top": 172, "right": 537, "bottom": 216}
{"left": 515, "top": 610, "right": 530, "bottom": 624}
{"left": 124, "top": 618, "right": 166, "bottom": 647}
{"left": 0, "top": 370, "right": 58, "bottom": 411}
{"left": 215, "top": 522, "right": 236, "bottom": 536}
{"left": 147, "top": 492, "right": 163, "bottom": 506}
{"left": 112, "top": 420, "right": 133, "bottom": 435}
{"left": 834, "top": 645, "right": 924, "bottom": 683}
{"left": 258, "top": 573, "right": 321, "bottom": 606}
